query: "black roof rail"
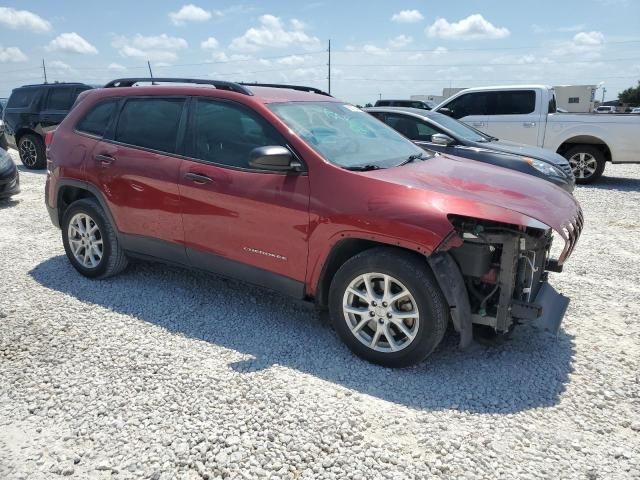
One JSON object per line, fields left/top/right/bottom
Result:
{"left": 103, "top": 78, "right": 254, "bottom": 96}
{"left": 240, "top": 82, "right": 332, "bottom": 97}
{"left": 20, "top": 82, "right": 89, "bottom": 88}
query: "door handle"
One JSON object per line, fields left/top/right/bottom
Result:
{"left": 471, "top": 122, "right": 485, "bottom": 127}
{"left": 94, "top": 153, "right": 115, "bottom": 165}
{"left": 184, "top": 172, "right": 213, "bottom": 184}
{"left": 523, "top": 122, "right": 536, "bottom": 127}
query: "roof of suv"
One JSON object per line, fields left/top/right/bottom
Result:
{"left": 97, "top": 78, "right": 339, "bottom": 104}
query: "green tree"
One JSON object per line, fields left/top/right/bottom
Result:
{"left": 364, "top": 103, "right": 373, "bottom": 107}
{"left": 618, "top": 80, "right": 640, "bottom": 104}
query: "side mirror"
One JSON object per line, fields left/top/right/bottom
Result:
{"left": 438, "top": 107, "right": 454, "bottom": 117}
{"left": 431, "top": 133, "right": 455, "bottom": 146}
{"left": 248, "top": 146, "right": 302, "bottom": 172}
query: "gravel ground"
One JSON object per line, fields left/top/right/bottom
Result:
{"left": 1, "top": 149, "right": 639, "bottom": 480}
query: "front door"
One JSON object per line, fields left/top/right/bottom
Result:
{"left": 178, "top": 98, "right": 310, "bottom": 295}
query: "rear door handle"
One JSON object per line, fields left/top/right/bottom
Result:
{"left": 184, "top": 172, "right": 213, "bottom": 184}
{"left": 523, "top": 122, "right": 536, "bottom": 127}
{"left": 471, "top": 122, "right": 485, "bottom": 127}
{"left": 94, "top": 153, "right": 115, "bottom": 165}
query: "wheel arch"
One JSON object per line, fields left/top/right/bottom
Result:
{"left": 314, "top": 237, "right": 432, "bottom": 307}
{"left": 15, "top": 127, "right": 39, "bottom": 145}
{"left": 556, "top": 135, "right": 612, "bottom": 163}
{"left": 55, "top": 180, "right": 119, "bottom": 236}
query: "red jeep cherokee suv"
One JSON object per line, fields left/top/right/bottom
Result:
{"left": 45, "top": 78, "right": 583, "bottom": 367}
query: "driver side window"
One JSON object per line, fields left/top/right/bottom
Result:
{"left": 444, "top": 93, "right": 488, "bottom": 119}
{"left": 384, "top": 114, "right": 440, "bottom": 142}
{"left": 191, "top": 100, "right": 285, "bottom": 169}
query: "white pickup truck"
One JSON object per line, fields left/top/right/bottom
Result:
{"left": 433, "top": 85, "right": 640, "bottom": 183}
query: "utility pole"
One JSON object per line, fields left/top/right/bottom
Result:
{"left": 147, "top": 60, "right": 155, "bottom": 84}
{"left": 327, "top": 39, "right": 331, "bottom": 95}
{"left": 42, "top": 58, "right": 47, "bottom": 83}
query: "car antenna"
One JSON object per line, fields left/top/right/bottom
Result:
{"left": 147, "top": 60, "right": 156, "bottom": 85}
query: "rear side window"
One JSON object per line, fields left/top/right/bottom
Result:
{"left": 46, "top": 87, "right": 75, "bottom": 111}
{"left": 488, "top": 90, "right": 536, "bottom": 115}
{"left": 191, "top": 99, "right": 284, "bottom": 168}
{"left": 115, "top": 98, "right": 185, "bottom": 154}
{"left": 7, "top": 89, "right": 36, "bottom": 108}
{"left": 76, "top": 100, "right": 117, "bottom": 137}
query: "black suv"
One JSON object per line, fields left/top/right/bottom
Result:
{"left": 2, "top": 82, "right": 93, "bottom": 169}
{"left": 374, "top": 99, "right": 432, "bottom": 110}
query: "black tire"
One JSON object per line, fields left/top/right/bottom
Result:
{"left": 61, "top": 198, "right": 128, "bottom": 279}
{"left": 18, "top": 133, "right": 46, "bottom": 170}
{"left": 563, "top": 145, "right": 606, "bottom": 184}
{"left": 329, "top": 247, "right": 449, "bottom": 367}
{"left": 0, "top": 133, "right": 8, "bottom": 151}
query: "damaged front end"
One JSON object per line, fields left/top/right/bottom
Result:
{"left": 430, "top": 210, "right": 583, "bottom": 347}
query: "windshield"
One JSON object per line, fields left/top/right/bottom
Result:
{"left": 430, "top": 112, "right": 491, "bottom": 142}
{"left": 269, "top": 102, "right": 427, "bottom": 168}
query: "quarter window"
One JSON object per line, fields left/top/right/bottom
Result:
{"left": 7, "top": 89, "right": 36, "bottom": 108}
{"left": 76, "top": 100, "right": 117, "bottom": 137}
{"left": 191, "top": 100, "right": 284, "bottom": 168}
{"left": 46, "top": 87, "right": 75, "bottom": 111}
{"left": 115, "top": 98, "right": 185, "bottom": 154}
{"left": 568, "top": 97, "right": 579, "bottom": 104}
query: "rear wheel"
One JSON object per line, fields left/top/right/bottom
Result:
{"left": 563, "top": 145, "right": 606, "bottom": 184}
{"left": 62, "top": 198, "right": 128, "bottom": 278}
{"left": 18, "top": 133, "right": 46, "bottom": 169}
{"left": 329, "top": 248, "right": 448, "bottom": 367}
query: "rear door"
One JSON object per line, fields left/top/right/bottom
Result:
{"left": 178, "top": 98, "right": 310, "bottom": 292}
{"left": 482, "top": 90, "right": 542, "bottom": 145}
{"left": 87, "top": 96, "right": 187, "bottom": 261}
{"left": 40, "top": 86, "right": 76, "bottom": 130}
{"left": 439, "top": 92, "right": 489, "bottom": 131}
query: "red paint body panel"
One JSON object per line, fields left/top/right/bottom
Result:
{"left": 46, "top": 84, "right": 582, "bottom": 299}
{"left": 178, "top": 159, "right": 310, "bottom": 282}
{"left": 86, "top": 141, "right": 185, "bottom": 245}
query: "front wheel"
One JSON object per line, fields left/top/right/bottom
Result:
{"left": 563, "top": 145, "right": 606, "bottom": 184}
{"left": 329, "top": 248, "right": 449, "bottom": 367}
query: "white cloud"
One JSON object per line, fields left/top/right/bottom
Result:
{"left": 47, "top": 33, "right": 98, "bottom": 54}
{"left": 230, "top": 15, "right": 320, "bottom": 51}
{"left": 0, "top": 46, "right": 28, "bottom": 63}
{"left": 433, "top": 46, "right": 448, "bottom": 56}
{"left": 211, "top": 52, "right": 252, "bottom": 62}
{"left": 277, "top": 55, "right": 306, "bottom": 65}
{"left": 112, "top": 34, "right": 188, "bottom": 62}
{"left": 154, "top": 62, "right": 172, "bottom": 68}
{"left": 201, "top": 37, "right": 219, "bottom": 49}
{"left": 49, "top": 60, "right": 72, "bottom": 70}
{"left": 388, "top": 35, "right": 413, "bottom": 48}
{"left": 391, "top": 10, "right": 424, "bottom": 23}
{"left": 169, "top": 4, "right": 217, "bottom": 25}
{"left": 552, "top": 31, "right": 604, "bottom": 56}
{"left": 362, "top": 44, "right": 388, "bottom": 56}
{"left": 427, "top": 14, "right": 510, "bottom": 40}
{"left": 107, "top": 63, "right": 127, "bottom": 72}
{"left": 532, "top": 24, "right": 586, "bottom": 34}
{"left": 0, "top": 7, "right": 51, "bottom": 33}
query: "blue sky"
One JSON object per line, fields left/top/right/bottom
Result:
{"left": 0, "top": 1, "right": 639, "bottom": 104}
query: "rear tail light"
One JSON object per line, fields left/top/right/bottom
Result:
{"left": 44, "top": 130, "right": 55, "bottom": 147}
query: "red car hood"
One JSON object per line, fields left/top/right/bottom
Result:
{"left": 366, "top": 153, "right": 582, "bottom": 259}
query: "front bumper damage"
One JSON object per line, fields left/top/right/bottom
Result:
{"left": 430, "top": 210, "right": 583, "bottom": 347}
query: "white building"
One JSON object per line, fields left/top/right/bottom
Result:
{"left": 553, "top": 85, "right": 597, "bottom": 113}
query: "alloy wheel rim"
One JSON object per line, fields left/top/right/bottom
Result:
{"left": 342, "top": 272, "right": 420, "bottom": 353}
{"left": 19, "top": 139, "right": 38, "bottom": 167}
{"left": 568, "top": 152, "right": 597, "bottom": 179}
{"left": 68, "top": 213, "right": 103, "bottom": 268}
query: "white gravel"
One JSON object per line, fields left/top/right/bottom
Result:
{"left": 1, "top": 149, "right": 639, "bottom": 480}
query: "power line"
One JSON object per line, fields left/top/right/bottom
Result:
{"left": 332, "top": 57, "right": 640, "bottom": 68}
